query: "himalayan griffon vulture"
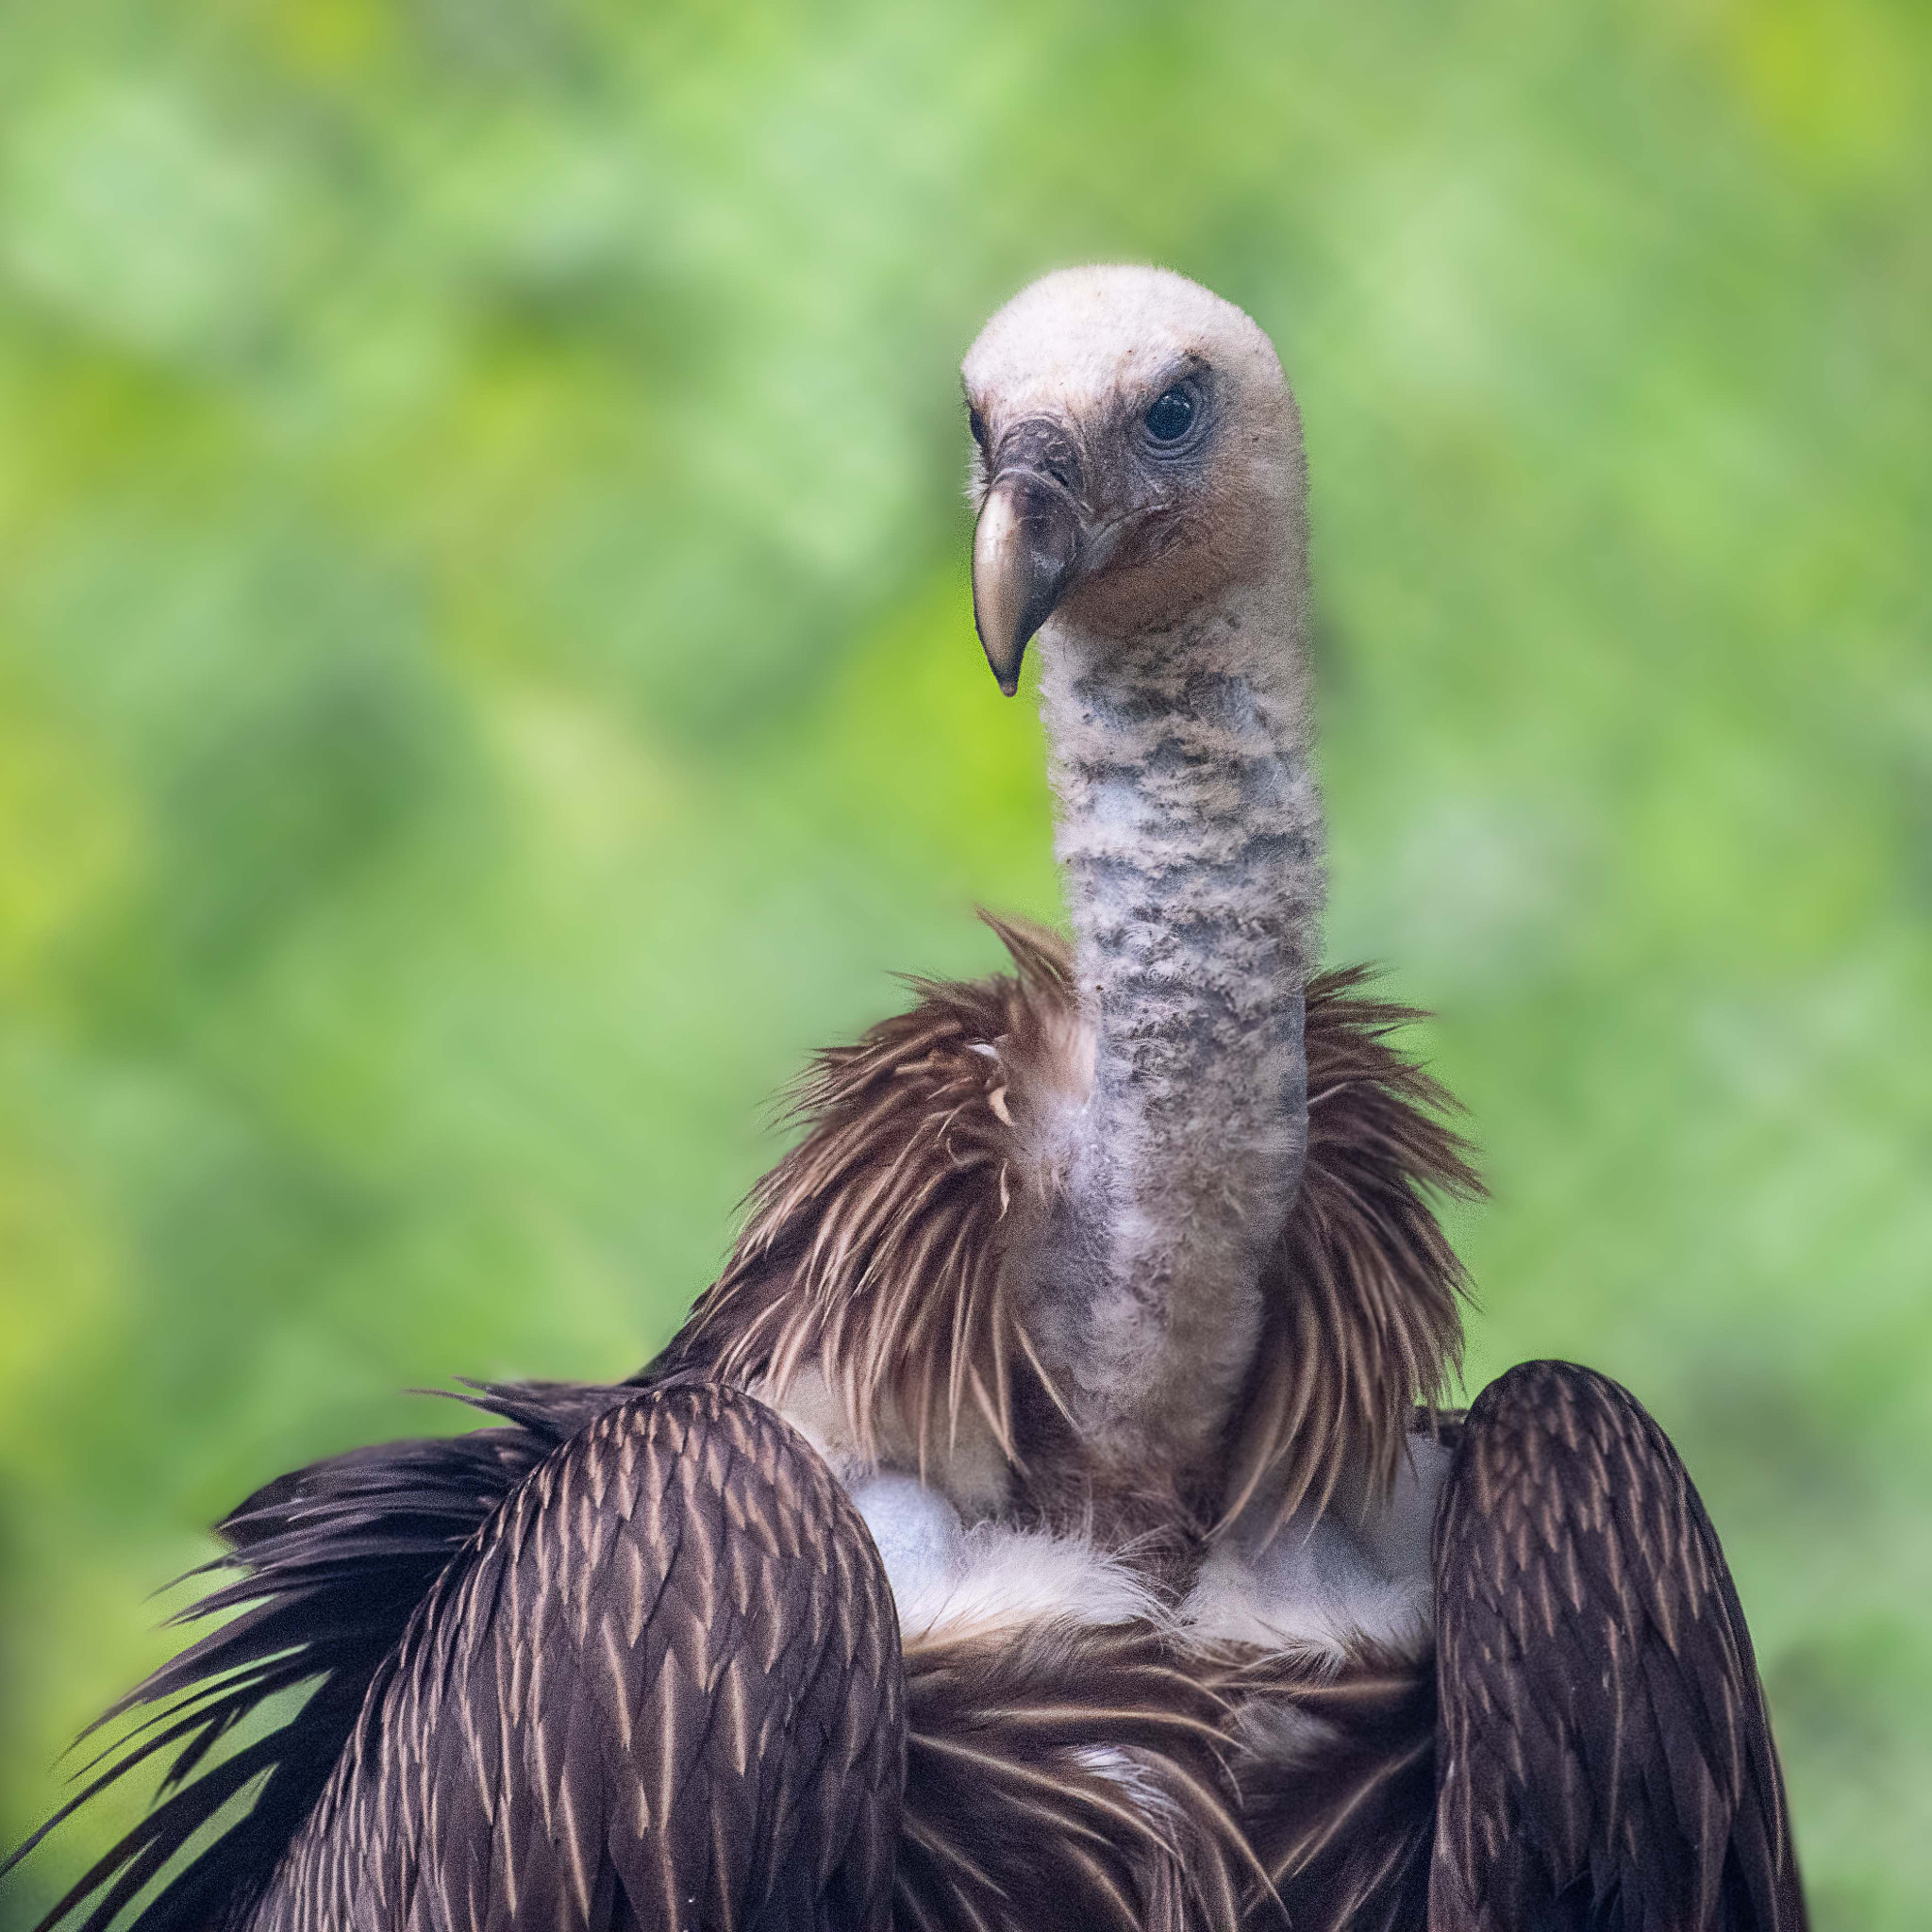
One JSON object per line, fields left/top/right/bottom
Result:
{"left": 5, "top": 267, "right": 1806, "bottom": 1932}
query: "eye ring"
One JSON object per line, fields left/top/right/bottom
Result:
{"left": 968, "top": 406, "right": 989, "bottom": 449}
{"left": 1143, "top": 385, "right": 1196, "bottom": 444}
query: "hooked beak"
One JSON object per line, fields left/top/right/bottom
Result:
{"left": 972, "top": 468, "right": 1083, "bottom": 695}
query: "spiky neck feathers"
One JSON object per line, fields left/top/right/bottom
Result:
{"left": 1025, "top": 571, "right": 1324, "bottom": 1481}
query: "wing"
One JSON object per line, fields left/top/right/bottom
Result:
{"left": 7, "top": 1382, "right": 903, "bottom": 1932}
{"left": 2, "top": 1380, "right": 635, "bottom": 1932}
{"left": 1430, "top": 1361, "right": 1807, "bottom": 1932}
{"left": 262, "top": 1382, "right": 904, "bottom": 1932}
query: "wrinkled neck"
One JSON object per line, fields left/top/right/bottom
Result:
{"left": 1026, "top": 578, "right": 1324, "bottom": 1477}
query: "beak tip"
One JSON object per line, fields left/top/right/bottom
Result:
{"left": 973, "top": 467, "right": 1079, "bottom": 708}
{"left": 977, "top": 625, "right": 1025, "bottom": 697}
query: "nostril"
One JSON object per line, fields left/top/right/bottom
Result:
{"left": 1000, "top": 417, "right": 1083, "bottom": 498}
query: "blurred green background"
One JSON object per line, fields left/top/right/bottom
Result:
{"left": 1, "top": 0, "right": 1927, "bottom": 1923}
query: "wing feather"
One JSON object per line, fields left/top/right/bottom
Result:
{"left": 1430, "top": 1360, "right": 1807, "bottom": 1932}
{"left": 257, "top": 1384, "right": 903, "bottom": 1932}
{"left": 1, "top": 1381, "right": 634, "bottom": 1932}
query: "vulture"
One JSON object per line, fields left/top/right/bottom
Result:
{"left": 4, "top": 266, "right": 1806, "bottom": 1932}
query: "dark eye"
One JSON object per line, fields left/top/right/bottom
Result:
{"left": 1143, "top": 386, "right": 1195, "bottom": 443}
{"left": 968, "top": 407, "right": 988, "bottom": 449}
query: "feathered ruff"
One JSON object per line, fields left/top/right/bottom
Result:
{"left": 1219, "top": 968, "right": 1480, "bottom": 1539}
{"left": 669, "top": 925, "right": 1479, "bottom": 1533}
{"left": 0, "top": 1381, "right": 637, "bottom": 1932}
{"left": 896, "top": 1623, "right": 1257, "bottom": 1932}
{"left": 671, "top": 914, "right": 1079, "bottom": 1478}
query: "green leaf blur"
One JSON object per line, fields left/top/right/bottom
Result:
{"left": 2, "top": 0, "right": 1927, "bottom": 1923}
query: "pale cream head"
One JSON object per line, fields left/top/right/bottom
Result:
{"left": 961, "top": 266, "right": 1306, "bottom": 689}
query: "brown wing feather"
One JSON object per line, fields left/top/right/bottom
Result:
{"left": 1430, "top": 1361, "right": 1807, "bottom": 1931}
{"left": 667, "top": 928, "right": 1476, "bottom": 1529}
{"left": 254, "top": 1384, "right": 904, "bottom": 1932}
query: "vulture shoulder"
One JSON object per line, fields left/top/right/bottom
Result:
{"left": 1430, "top": 1360, "right": 1807, "bottom": 1932}
{"left": 261, "top": 1383, "right": 906, "bottom": 1932}
{"left": 667, "top": 919, "right": 1478, "bottom": 1531}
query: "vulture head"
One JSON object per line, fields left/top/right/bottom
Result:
{"left": 962, "top": 264, "right": 1307, "bottom": 693}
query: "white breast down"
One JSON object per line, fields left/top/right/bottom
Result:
{"left": 846, "top": 1470, "right": 1162, "bottom": 1643}
{"left": 1179, "top": 1434, "right": 1452, "bottom": 1661}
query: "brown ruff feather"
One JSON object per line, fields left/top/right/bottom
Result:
{"left": 1219, "top": 968, "right": 1480, "bottom": 1539}
{"left": 670, "top": 916, "right": 1074, "bottom": 1476}
{"left": 668, "top": 925, "right": 1477, "bottom": 1524}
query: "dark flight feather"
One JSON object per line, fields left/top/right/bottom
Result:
{"left": 2, "top": 1380, "right": 637, "bottom": 1932}
{"left": 252, "top": 1382, "right": 905, "bottom": 1932}
{"left": 1429, "top": 1361, "right": 1807, "bottom": 1932}
{"left": 8, "top": 1383, "right": 906, "bottom": 1932}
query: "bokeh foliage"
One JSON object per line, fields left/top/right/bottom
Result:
{"left": 2, "top": 0, "right": 1928, "bottom": 1922}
